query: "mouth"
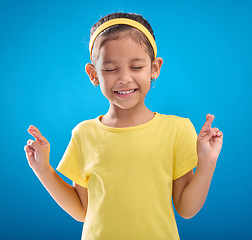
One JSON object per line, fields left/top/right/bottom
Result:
{"left": 114, "top": 89, "right": 138, "bottom": 95}
{"left": 114, "top": 88, "right": 138, "bottom": 97}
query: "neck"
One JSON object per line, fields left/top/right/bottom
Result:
{"left": 101, "top": 104, "right": 155, "bottom": 128}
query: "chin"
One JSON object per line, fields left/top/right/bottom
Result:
{"left": 116, "top": 102, "right": 143, "bottom": 111}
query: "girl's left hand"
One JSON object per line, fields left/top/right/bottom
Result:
{"left": 197, "top": 114, "right": 223, "bottom": 164}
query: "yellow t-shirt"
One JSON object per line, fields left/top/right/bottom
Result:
{"left": 56, "top": 112, "right": 198, "bottom": 240}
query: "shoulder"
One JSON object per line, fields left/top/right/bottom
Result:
{"left": 155, "top": 113, "right": 197, "bottom": 139}
{"left": 156, "top": 112, "right": 189, "bottom": 128}
{"left": 71, "top": 117, "right": 99, "bottom": 135}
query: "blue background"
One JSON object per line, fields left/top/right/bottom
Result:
{"left": 1, "top": 0, "right": 251, "bottom": 239}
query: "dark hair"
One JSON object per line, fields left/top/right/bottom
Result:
{"left": 89, "top": 12, "right": 156, "bottom": 66}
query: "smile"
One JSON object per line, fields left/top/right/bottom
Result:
{"left": 116, "top": 89, "right": 136, "bottom": 95}
{"left": 114, "top": 89, "right": 138, "bottom": 97}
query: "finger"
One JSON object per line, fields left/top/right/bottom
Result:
{"left": 27, "top": 137, "right": 44, "bottom": 152}
{"left": 200, "top": 128, "right": 215, "bottom": 143}
{"left": 24, "top": 145, "right": 36, "bottom": 169}
{"left": 28, "top": 125, "right": 42, "bottom": 135}
{"left": 216, "top": 130, "right": 223, "bottom": 139}
{"left": 27, "top": 128, "right": 47, "bottom": 144}
{"left": 202, "top": 114, "right": 215, "bottom": 130}
{"left": 27, "top": 140, "right": 35, "bottom": 152}
{"left": 206, "top": 114, "right": 212, "bottom": 120}
{"left": 211, "top": 127, "right": 219, "bottom": 136}
{"left": 24, "top": 145, "right": 33, "bottom": 156}
{"left": 198, "top": 114, "right": 215, "bottom": 138}
{"left": 27, "top": 139, "right": 34, "bottom": 145}
{"left": 28, "top": 145, "right": 35, "bottom": 153}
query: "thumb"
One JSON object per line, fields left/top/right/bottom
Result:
{"left": 24, "top": 144, "right": 35, "bottom": 167}
{"left": 199, "top": 128, "right": 215, "bottom": 143}
{"left": 28, "top": 139, "right": 43, "bottom": 152}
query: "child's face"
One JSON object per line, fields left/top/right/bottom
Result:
{"left": 94, "top": 36, "right": 154, "bottom": 111}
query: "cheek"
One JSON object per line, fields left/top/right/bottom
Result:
{"left": 99, "top": 84, "right": 111, "bottom": 101}
{"left": 98, "top": 79, "right": 113, "bottom": 98}
{"left": 141, "top": 73, "right": 152, "bottom": 87}
{"left": 99, "top": 81, "right": 107, "bottom": 93}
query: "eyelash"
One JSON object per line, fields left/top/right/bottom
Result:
{"left": 103, "top": 67, "right": 144, "bottom": 72}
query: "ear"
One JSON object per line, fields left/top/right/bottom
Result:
{"left": 85, "top": 63, "right": 100, "bottom": 86}
{"left": 151, "top": 57, "right": 163, "bottom": 79}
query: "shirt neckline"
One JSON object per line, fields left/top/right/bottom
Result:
{"left": 95, "top": 112, "right": 159, "bottom": 132}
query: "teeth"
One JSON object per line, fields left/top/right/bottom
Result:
{"left": 117, "top": 89, "right": 135, "bottom": 95}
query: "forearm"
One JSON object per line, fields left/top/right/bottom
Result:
{"left": 33, "top": 165, "right": 86, "bottom": 222}
{"left": 177, "top": 160, "right": 216, "bottom": 219}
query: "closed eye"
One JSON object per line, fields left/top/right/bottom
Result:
{"left": 103, "top": 66, "right": 144, "bottom": 72}
{"left": 103, "top": 69, "right": 116, "bottom": 72}
{"left": 132, "top": 66, "right": 144, "bottom": 69}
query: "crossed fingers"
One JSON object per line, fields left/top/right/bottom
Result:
{"left": 27, "top": 125, "right": 47, "bottom": 145}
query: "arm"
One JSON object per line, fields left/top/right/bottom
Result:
{"left": 172, "top": 114, "right": 223, "bottom": 219}
{"left": 24, "top": 125, "right": 87, "bottom": 222}
{"left": 172, "top": 162, "right": 216, "bottom": 219}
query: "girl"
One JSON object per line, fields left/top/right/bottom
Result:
{"left": 24, "top": 12, "right": 223, "bottom": 240}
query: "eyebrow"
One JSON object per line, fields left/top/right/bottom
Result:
{"left": 102, "top": 58, "right": 146, "bottom": 65}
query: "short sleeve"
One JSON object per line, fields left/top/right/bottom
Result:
{"left": 173, "top": 118, "right": 198, "bottom": 180}
{"left": 56, "top": 129, "right": 88, "bottom": 188}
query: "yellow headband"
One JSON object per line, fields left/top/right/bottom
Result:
{"left": 89, "top": 18, "right": 157, "bottom": 61}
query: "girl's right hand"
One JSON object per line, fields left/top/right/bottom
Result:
{"left": 24, "top": 125, "right": 51, "bottom": 173}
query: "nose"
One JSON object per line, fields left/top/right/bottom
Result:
{"left": 117, "top": 68, "right": 133, "bottom": 84}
